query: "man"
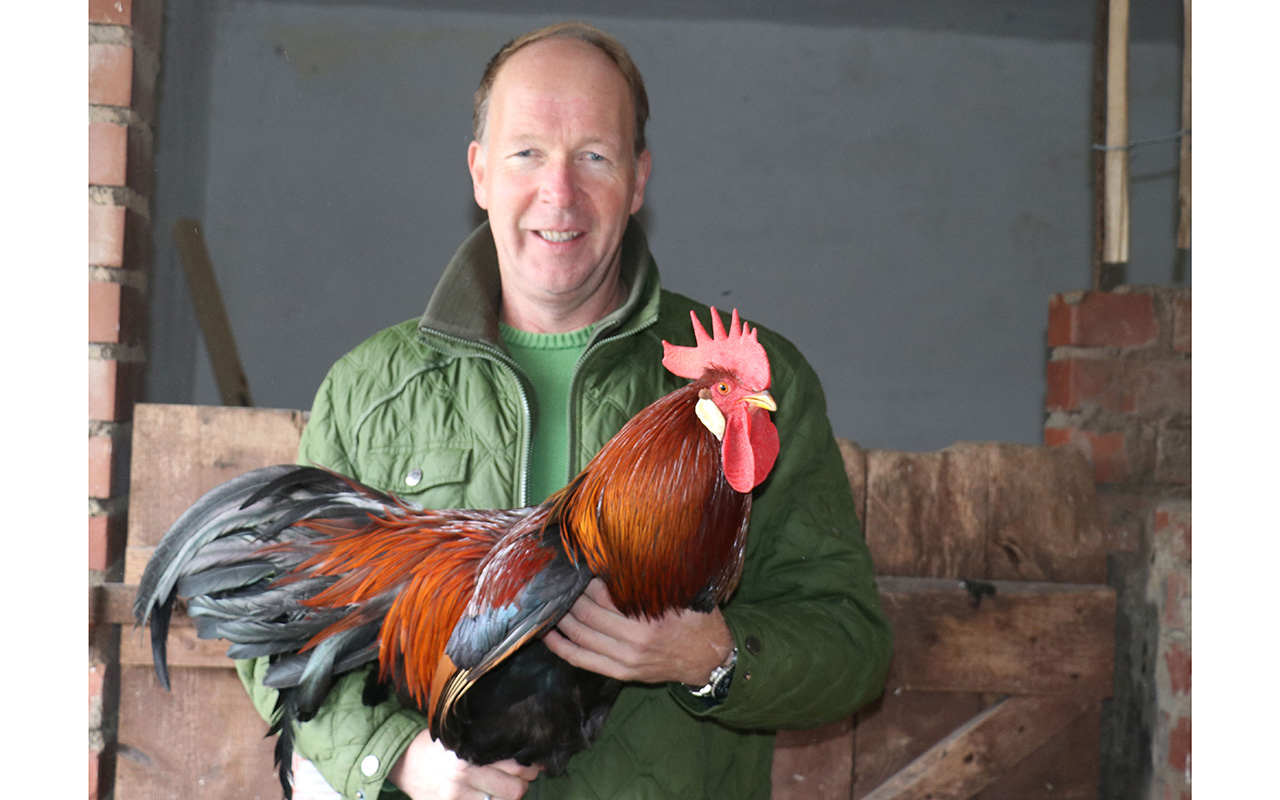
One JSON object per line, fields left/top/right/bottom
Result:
{"left": 238, "top": 21, "right": 891, "bottom": 800}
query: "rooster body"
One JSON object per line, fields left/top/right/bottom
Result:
{"left": 134, "top": 309, "right": 779, "bottom": 794}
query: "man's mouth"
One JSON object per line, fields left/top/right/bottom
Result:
{"left": 536, "top": 230, "right": 583, "bottom": 243}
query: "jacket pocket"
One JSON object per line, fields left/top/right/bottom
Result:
{"left": 362, "top": 446, "right": 472, "bottom": 502}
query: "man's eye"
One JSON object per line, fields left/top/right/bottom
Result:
{"left": 514, "top": 150, "right": 534, "bottom": 157}
{"left": 584, "top": 152, "right": 605, "bottom": 162}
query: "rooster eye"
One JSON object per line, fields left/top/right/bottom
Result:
{"left": 716, "top": 382, "right": 730, "bottom": 395}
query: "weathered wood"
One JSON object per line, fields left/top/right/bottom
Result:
{"left": 772, "top": 718, "right": 854, "bottom": 800}
{"left": 116, "top": 665, "right": 278, "bottom": 800}
{"left": 979, "top": 707, "right": 1101, "bottom": 799}
{"left": 861, "top": 695, "right": 1093, "bottom": 800}
{"left": 173, "top": 219, "right": 254, "bottom": 407}
{"left": 125, "top": 403, "right": 306, "bottom": 581}
{"left": 982, "top": 444, "right": 1105, "bottom": 584}
{"left": 863, "top": 446, "right": 988, "bottom": 579}
{"left": 878, "top": 576, "right": 1115, "bottom": 698}
{"left": 1176, "top": 0, "right": 1191, "bottom": 249}
{"left": 854, "top": 691, "right": 988, "bottom": 798}
{"left": 1103, "top": 0, "right": 1130, "bottom": 264}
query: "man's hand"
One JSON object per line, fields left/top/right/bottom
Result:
{"left": 542, "top": 578, "right": 734, "bottom": 687}
{"left": 387, "top": 730, "right": 540, "bottom": 800}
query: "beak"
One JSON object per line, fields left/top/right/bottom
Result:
{"left": 742, "top": 390, "right": 777, "bottom": 412}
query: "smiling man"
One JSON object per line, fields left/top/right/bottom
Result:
{"left": 236, "top": 21, "right": 891, "bottom": 800}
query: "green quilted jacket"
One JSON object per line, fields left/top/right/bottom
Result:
{"left": 237, "top": 221, "right": 892, "bottom": 800}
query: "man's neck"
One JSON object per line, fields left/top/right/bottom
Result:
{"left": 499, "top": 280, "right": 627, "bottom": 334}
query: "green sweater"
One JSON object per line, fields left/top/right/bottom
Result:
{"left": 237, "top": 220, "right": 892, "bottom": 800}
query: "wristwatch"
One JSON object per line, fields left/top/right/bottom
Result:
{"left": 687, "top": 646, "right": 737, "bottom": 702}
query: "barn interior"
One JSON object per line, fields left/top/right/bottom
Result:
{"left": 87, "top": 1, "right": 1192, "bottom": 798}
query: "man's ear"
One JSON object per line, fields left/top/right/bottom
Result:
{"left": 630, "top": 149, "right": 652, "bottom": 215}
{"left": 468, "top": 140, "right": 488, "bottom": 210}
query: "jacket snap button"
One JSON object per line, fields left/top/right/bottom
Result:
{"left": 360, "top": 754, "right": 380, "bottom": 776}
{"left": 745, "top": 635, "right": 763, "bottom": 655}
{"left": 405, "top": 469, "right": 423, "bottom": 487}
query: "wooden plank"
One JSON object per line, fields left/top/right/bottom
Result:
{"left": 125, "top": 403, "right": 307, "bottom": 581}
{"left": 771, "top": 718, "right": 854, "bottom": 800}
{"left": 878, "top": 576, "right": 1115, "bottom": 698}
{"left": 860, "top": 695, "right": 1093, "bottom": 800}
{"left": 1176, "top": 0, "right": 1191, "bottom": 249}
{"left": 977, "top": 705, "right": 1101, "bottom": 799}
{"left": 854, "top": 691, "right": 988, "bottom": 798}
{"left": 982, "top": 444, "right": 1105, "bottom": 584}
{"left": 116, "top": 665, "right": 278, "bottom": 800}
{"left": 1103, "top": 0, "right": 1130, "bottom": 264}
{"left": 863, "top": 446, "right": 988, "bottom": 579}
{"left": 174, "top": 219, "right": 254, "bottom": 407}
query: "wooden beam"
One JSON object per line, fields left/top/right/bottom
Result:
{"left": 1177, "top": 0, "right": 1191, "bottom": 249}
{"left": 876, "top": 576, "right": 1115, "bottom": 698}
{"left": 860, "top": 695, "right": 1093, "bottom": 800}
{"left": 173, "top": 219, "right": 254, "bottom": 408}
{"left": 1103, "top": 0, "right": 1131, "bottom": 264}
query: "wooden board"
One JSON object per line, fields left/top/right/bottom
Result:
{"left": 772, "top": 718, "right": 854, "bottom": 800}
{"left": 861, "top": 695, "right": 1093, "bottom": 800}
{"left": 878, "top": 577, "right": 1114, "bottom": 698}
{"left": 863, "top": 445, "right": 989, "bottom": 578}
{"left": 982, "top": 444, "right": 1105, "bottom": 584}
{"left": 125, "top": 403, "right": 306, "bottom": 581}
{"left": 116, "top": 665, "right": 278, "bottom": 800}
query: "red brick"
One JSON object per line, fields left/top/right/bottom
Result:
{"left": 89, "top": 748, "right": 99, "bottom": 800}
{"left": 89, "top": 43, "right": 133, "bottom": 108}
{"left": 1132, "top": 361, "right": 1192, "bottom": 417}
{"left": 89, "top": 281, "right": 144, "bottom": 345}
{"left": 89, "top": 515, "right": 108, "bottom": 572}
{"left": 88, "top": 122, "right": 128, "bottom": 186}
{"left": 1154, "top": 506, "right": 1192, "bottom": 563}
{"left": 89, "top": 513, "right": 127, "bottom": 572}
{"left": 1046, "top": 358, "right": 1189, "bottom": 416}
{"left": 88, "top": 435, "right": 115, "bottom": 498}
{"left": 89, "top": 0, "right": 133, "bottom": 25}
{"left": 1163, "top": 572, "right": 1190, "bottom": 630}
{"left": 1045, "top": 425, "right": 1131, "bottom": 484}
{"left": 1172, "top": 296, "right": 1191, "bottom": 354}
{"left": 88, "top": 281, "right": 122, "bottom": 343}
{"left": 1167, "top": 715, "right": 1191, "bottom": 775}
{"left": 89, "top": 358, "right": 138, "bottom": 422}
{"left": 1154, "top": 425, "right": 1191, "bottom": 484}
{"left": 1163, "top": 640, "right": 1191, "bottom": 696}
{"left": 88, "top": 203, "right": 126, "bottom": 267}
{"left": 1048, "top": 291, "right": 1158, "bottom": 348}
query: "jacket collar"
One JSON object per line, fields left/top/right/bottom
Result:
{"left": 419, "top": 218, "right": 661, "bottom": 351}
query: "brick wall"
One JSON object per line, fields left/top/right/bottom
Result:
{"left": 89, "top": 1, "right": 162, "bottom": 797}
{"left": 1043, "top": 287, "right": 1191, "bottom": 799}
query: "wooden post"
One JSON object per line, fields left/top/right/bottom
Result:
{"left": 1103, "top": 0, "right": 1131, "bottom": 265}
{"left": 173, "top": 220, "right": 254, "bottom": 407}
{"left": 1177, "top": 0, "right": 1191, "bottom": 249}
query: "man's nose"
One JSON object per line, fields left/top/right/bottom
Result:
{"left": 538, "top": 159, "right": 580, "bottom": 208}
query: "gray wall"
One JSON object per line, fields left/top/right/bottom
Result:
{"left": 148, "top": 0, "right": 1186, "bottom": 451}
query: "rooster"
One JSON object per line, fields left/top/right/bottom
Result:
{"left": 133, "top": 307, "right": 780, "bottom": 796}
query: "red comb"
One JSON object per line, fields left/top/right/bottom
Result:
{"left": 661, "top": 308, "right": 770, "bottom": 388}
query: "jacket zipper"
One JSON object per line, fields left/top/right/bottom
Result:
{"left": 418, "top": 328, "right": 535, "bottom": 508}
{"left": 565, "top": 317, "right": 657, "bottom": 475}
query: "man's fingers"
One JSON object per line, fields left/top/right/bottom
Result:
{"left": 467, "top": 761, "right": 536, "bottom": 800}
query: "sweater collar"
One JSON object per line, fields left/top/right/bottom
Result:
{"left": 419, "top": 218, "right": 660, "bottom": 351}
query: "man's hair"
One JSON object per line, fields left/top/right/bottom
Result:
{"left": 473, "top": 21, "right": 650, "bottom": 156}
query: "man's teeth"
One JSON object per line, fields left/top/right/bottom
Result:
{"left": 538, "top": 230, "right": 581, "bottom": 243}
